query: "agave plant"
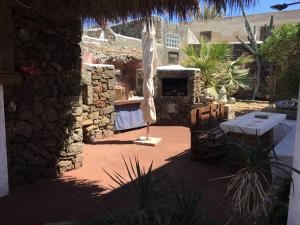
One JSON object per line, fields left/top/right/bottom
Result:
{"left": 101, "top": 156, "right": 222, "bottom": 225}
{"left": 103, "top": 156, "right": 165, "bottom": 209}
{"left": 223, "top": 138, "right": 300, "bottom": 223}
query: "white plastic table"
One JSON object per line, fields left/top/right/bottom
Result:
{"left": 220, "top": 112, "right": 286, "bottom": 136}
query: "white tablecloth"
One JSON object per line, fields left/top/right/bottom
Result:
{"left": 220, "top": 111, "right": 286, "bottom": 136}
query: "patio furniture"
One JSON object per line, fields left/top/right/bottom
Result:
{"left": 271, "top": 120, "right": 296, "bottom": 185}
{"left": 220, "top": 111, "right": 286, "bottom": 146}
{"left": 190, "top": 103, "right": 225, "bottom": 159}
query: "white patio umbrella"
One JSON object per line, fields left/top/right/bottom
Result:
{"left": 141, "top": 23, "right": 158, "bottom": 140}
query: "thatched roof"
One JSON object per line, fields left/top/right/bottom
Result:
{"left": 13, "top": 0, "right": 256, "bottom": 24}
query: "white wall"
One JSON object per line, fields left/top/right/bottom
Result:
{"left": 189, "top": 10, "right": 300, "bottom": 42}
{"left": 287, "top": 84, "right": 300, "bottom": 225}
{"left": 0, "top": 85, "right": 9, "bottom": 197}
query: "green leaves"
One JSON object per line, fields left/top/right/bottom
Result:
{"left": 183, "top": 40, "right": 252, "bottom": 97}
{"left": 101, "top": 156, "right": 218, "bottom": 225}
{"left": 260, "top": 23, "right": 300, "bottom": 99}
{"left": 103, "top": 156, "right": 165, "bottom": 209}
{"left": 222, "top": 136, "right": 300, "bottom": 223}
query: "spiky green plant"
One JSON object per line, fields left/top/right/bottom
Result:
{"left": 100, "top": 157, "right": 222, "bottom": 225}
{"left": 223, "top": 138, "right": 300, "bottom": 223}
{"left": 235, "top": 0, "right": 274, "bottom": 99}
{"left": 167, "top": 182, "right": 204, "bottom": 224}
{"left": 221, "top": 54, "right": 253, "bottom": 96}
{"left": 103, "top": 156, "right": 165, "bottom": 209}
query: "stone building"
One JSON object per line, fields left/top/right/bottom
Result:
{"left": 0, "top": 0, "right": 200, "bottom": 195}
{"left": 110, "top": 17, "right": 199, "bottom": 65}
{"left": 189, "top": 9, "right": 300, "bottom": 42}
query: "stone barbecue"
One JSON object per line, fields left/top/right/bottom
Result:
{"left": 155, "top": 65, "right": 201, "bottom": 126}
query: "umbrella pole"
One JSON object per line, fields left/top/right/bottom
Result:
{"left": 146, "top": 122, "right": 150, "bottom": 140}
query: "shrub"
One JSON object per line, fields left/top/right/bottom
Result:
{"left": 260, "top": 23, "right": 300, "bottom": 99}
{"left": 183, "top": 40, "right": 253, "bottom": 98}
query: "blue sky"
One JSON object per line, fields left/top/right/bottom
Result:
{"left": 84, "top": 1, "right": 300, "bottom": 28}
{"left": 231, "top": 0, "right": 300, "bottom": 16}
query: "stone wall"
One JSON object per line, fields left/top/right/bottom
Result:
{"left": 111, "top": 17, "right": 162, "bottom": 43}
{"left": 155, "top": 69, "right": 201, "bottom": 126}
{"left": 4, "top": 15, "right": 83, "bottom": 187}
{"left": 81, "top": 64, "right": 115, "bottom": 143}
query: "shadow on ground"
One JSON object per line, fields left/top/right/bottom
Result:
{"left": 0, "top": 126, "right": 234, "bottom": 225}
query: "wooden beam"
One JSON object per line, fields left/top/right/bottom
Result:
{"left": 0, "top": 71, "right": 22, "bottom": 86}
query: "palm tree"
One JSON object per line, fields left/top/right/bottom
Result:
{"left": 221, "top": 54, "right": 253, "bottom": 96}
{"left": 183, "top": 39, "right": 230, "bottom": 97}
{"left": 199, "top": 2, "right": 225, "bottom": 20}
{"left": 183, "top": 39, "right": 252, "bottom": 98}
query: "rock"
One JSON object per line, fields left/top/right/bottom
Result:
{"left": 7, "top": 100, "right": 17, "bottom": 112}
{"left": 17, "top": 110, "right": 31, "bottom": 121}
{"left": 228, "top": 97, "right": 237, "bottom": 104}
{"left": 88, "top": 111, "right": 99, "bottom": 119}
{"left": 103, "top": 130, "right": 114, "bottom": 138}
{"left": 101, "top": 117, "right": 110, "bottom": 125}
{"left": 74, "top": 154, "right": 83, "bottom": 169}
{"left": 108, "top": 79, "right": 115, "bottom": 90}
{"left": 95, "top": 131, "right": 103, "bottom": 140}
{"left": 14, "top": 121, "right": 33, "bottom": 138}
{"left": 17, "top": 28, "right": 31, "bottom": 42}
{"left": 71, "top": 106, "right": 82, "bottom": 116}
{"left": 81, "top": 72, "right": 92, "bottom": 85}
{"left": 102, "top": 106, "right": 114, "bottom": 115}
{"left": 46, "top": 42, "right": 56, "bottom": 51}
{"left": 57, "top": 161, "right": 74, "bottom": 174}
{"left": 72, "top": 133, "right": 82, "bottom": 142}
{"left": 44, "top": 108, "right": 58, "bottom": 122}
{"left": 65, "top": 143, "right": 82, "bottom": 156}
{"left": 82, "top": 105, "right": 89, "bottom": 111}
{"left": 82, "top": 119, "right": 93, "bottom": 126}
{"left": 84, "top": 125, "right": 97, "bottom": 132}
{"left": 33, "top": 103, "right": 43, "bottom": 115}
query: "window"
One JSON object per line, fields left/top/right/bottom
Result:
{"left": 168, "top": 52, "right": 179, "bottom": 64}
{"left": 166, "top": 33, "right": 181, "bottom": 48}
{"left": 200, "top": 31, "right": 212, "bottom": 42}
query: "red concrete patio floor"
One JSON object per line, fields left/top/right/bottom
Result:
{"left": 0, "top": 126, "right": 233, "bottom": 225}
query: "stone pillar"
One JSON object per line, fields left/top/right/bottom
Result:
{"left": 81, "top": 64, "right": 116, "bottom": 143}
{"left": 0, "top": 85, "right": 8, "bottom": 197}
{"left": 287, "top": 84, "right": 300, "bottom": 225}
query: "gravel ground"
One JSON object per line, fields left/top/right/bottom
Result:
{"left": 234, "top": 100, "right": 273, "bottom": 116}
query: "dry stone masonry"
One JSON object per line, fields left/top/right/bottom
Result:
{"left": 4, "top": 15, "right": 83, "bottom": 187}
{"left": 81, "top": 64, "right": 116, "bottom": 143}
{"left": 155, "top": 68, "right": 201, "bottom": 126}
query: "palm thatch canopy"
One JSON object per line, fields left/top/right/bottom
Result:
{"left": 13, "top": 0, "right": 256, "bottom": 24}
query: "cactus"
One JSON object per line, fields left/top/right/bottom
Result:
{"left": 236, "top": 0, "right": 261, "bottom": 99}
{"left": 263, "top": 16, "right": 274, "bottom": 41}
